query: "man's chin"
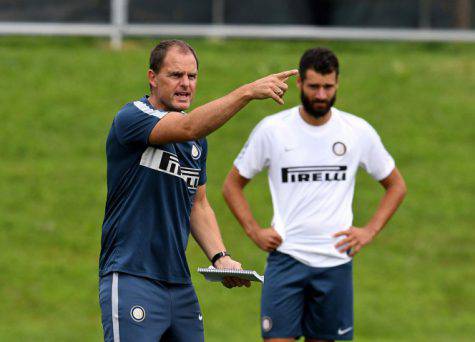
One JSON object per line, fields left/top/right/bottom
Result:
{"left": 170, "top": 101, "right": 191, "bottom": 112}
{"left": 307, "top": 105, "right": 330, "bottom": 118}
{"left": 313, "top": 104, "right": 330, "bottom": 111}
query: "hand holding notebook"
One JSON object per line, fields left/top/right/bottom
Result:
{"left": 198, "top": 266, "right": 264, "bottom": 283}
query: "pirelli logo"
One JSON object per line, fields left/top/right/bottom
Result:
{"left": 140, "top": 147, "right": 200, "bottom": 190}
{"left": 281, "top": 165, "right": 347, "bottom": 183}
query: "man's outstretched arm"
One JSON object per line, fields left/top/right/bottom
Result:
{"left": 334, "top": 167, "right": 407, "bottom": 256}
{"left": 190, "top": 184, "right": 251, "bottom": 288}
{"left": 149, "top": 70, "right": 298, "bottom": 145}
{"left": 222, "top": 166, "right": 283, "bottom": 252}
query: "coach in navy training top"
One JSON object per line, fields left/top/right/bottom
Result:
{"left": 98, "top": 39, "right": 298, "bottom": 341}
{"left": 100, "top": 96, "right": 208, "bottom": 283}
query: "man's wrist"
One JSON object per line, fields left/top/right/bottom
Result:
{"left": 244, "top": 223, "right": 261, "bottom": 240}
{"left": 365, "top": 224, "right": 380, "bottom": 236}
{"left": 246, "top": 228, "right": 256, "bottom": 239}
{"left": 237, "top": 84, "right": 253, "bottom": 102}
{"left": 211, "top": 251, "right": 231, "bottom": 267}
{"left": 213, "top": 255, "right": 233, "bottom": 268}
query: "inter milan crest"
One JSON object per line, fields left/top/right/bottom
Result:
{"left": 191, "top": 143, "right": 201, "bottom": 160}
{"left": 130, "top": 305, "right": 146, "bottom": 322}
{"left": 332, "top": 142, "right": 347, "bottom": 156}
{"left": 262, "top": 316, "right": 273, "bottom": 332}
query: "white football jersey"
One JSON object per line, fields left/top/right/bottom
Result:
{"left": 234, "top": 106, "right": 395, "bottom": 267}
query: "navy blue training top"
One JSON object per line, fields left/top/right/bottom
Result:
{"left": 99, "top": 96, "right": 207, "bottom": 284}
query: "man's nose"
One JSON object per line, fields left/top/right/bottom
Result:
{"left": 179, "top": 75, "right": 191, "bottom": 88}
{"left": 315, "top": 87, "right": 327, "bottom": 99}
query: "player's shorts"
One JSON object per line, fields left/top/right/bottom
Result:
{"left": 261, "top": 251, "right": 353, "bottom": 340}
{"left": 99, "top": 272, "right": 204, "bottom": 342}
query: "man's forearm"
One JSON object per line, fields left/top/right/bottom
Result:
{"left": 185, "top": 86, "right": 251, "bottom": 140}
{"left": 150, "top": 70, "right": 297, "bottom": 145}
{"left": 366, "top": 182, "right": 407, "bottom": 235}
{"left": 223, "top": 169, "right": 283, "bottom": 252}
{"left": 222, "top": 178, "right": 260, "bottom": 238}
{"left": 150, "top": 85, "right": 253, "bottom": 145}
{"left": 190, "top": 200, "right": 227, "bottom": 260}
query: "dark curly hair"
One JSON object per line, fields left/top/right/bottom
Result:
{"left": 299, "top": 47, "right": 339, "bottom": 79}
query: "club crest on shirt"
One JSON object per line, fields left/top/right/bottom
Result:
{"left": 262, "top": 316, "right": 273, "bottom": 332}
{"left": 332, "top": 142, "right": 347, "bottom": 156}
{"left": 191, "top": 143, "right": 201, "bottom": 160}
{"left": 130, "top": 305, "right": 146, "bottom": 322}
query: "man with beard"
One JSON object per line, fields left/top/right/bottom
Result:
{"left": 222, "top": 47, "right": 407, "bottom": 342}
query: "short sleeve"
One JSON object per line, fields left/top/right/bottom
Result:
{"left": 359, "top": 123, "right": 395, "bottom": 181}
{"left": 114, "top": 104, "right": 163, "bottom": 147}
{"left": 198, "top": 139, "right": 207, "bottom": 186}
{"left": 233, "top": 120, "right": 271, "bottom": 179}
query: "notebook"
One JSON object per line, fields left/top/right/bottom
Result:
{"left": 197, "top": 266, "right": 264, "bottom": 283}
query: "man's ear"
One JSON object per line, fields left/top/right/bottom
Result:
{"left": 296, "top": 76, "right": 303, "bottom": 91}
{"left": 147, "top": 69, "right": 158, "bottom": 88}
{"left": 334, "top": 73, "right": 339, "bottom": 90}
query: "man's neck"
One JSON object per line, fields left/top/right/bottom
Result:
{"left": 299, "top": 106, "right": 332, "bottom": 126}
{"left": 147, "top": 94, "right": 167, "bottom": 111}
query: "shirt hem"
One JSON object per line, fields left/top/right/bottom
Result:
{"left": 374, "top": 161, "right": 395, "bottom": 181}
{"left": 233, "top": 162, "right": 254, "bottom": 180}
{"left": 99, "top": 267, "right": 192, "bottom": 285}
{"left": 143, "top": 116, "right": 160, "bottom": 146}
{"left": 276, "top": 248, "right": 352, "bottom": 268}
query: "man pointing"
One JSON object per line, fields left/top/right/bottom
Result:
{"left": 99, "top": 39, "right": 297, "bottom": 342}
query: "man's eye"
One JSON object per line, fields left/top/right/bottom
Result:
{"left": 189, "top": 75, "right": 197, "bottom": 80}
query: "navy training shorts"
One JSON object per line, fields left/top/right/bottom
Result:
{"left": 261, "top": 251, "right": 353, "bottom": 340}
{"left": 99, "top": 272, "right": 204, "bottom": 342}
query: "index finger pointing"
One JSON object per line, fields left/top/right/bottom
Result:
{"left": 275, "top": 69, "right": 299, "bottom": 80}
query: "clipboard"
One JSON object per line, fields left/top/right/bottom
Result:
{"left": 197, "top": 266, "right": 264, "bottom": 283}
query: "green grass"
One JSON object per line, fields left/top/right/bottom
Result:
{"left": 0, "top": 37, "right": 474, "bottom": 341}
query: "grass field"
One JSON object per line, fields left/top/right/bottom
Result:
{"left": 0, "top": 37, "right": 474, "bottom": 341}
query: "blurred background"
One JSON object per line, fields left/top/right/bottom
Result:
{"left": 1, "top": 0, "right": 474, "bottom": 27}
{"left": 0, "top": 1, "right": 474, "bottom": 341}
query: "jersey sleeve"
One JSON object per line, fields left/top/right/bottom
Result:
{"left": 233, "top": 120, "right": 271, "bottom": 179}
{"left": 114, "top": 105, "right": 162, "bottom": 148}
{"left": 198, "top": 138, "right": 207, "bottom": 186}
{"left": 359, "top": 122, "right": 395, "bottom": 181}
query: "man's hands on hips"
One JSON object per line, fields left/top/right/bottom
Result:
{"left": 334, "top": 226, "right": 378, "bottom": 257}
{"left": 249, "top": 227, "right": 283, "bottom": 252}
{"left": 214, "top": 256, "right": 251, "bottom": 289}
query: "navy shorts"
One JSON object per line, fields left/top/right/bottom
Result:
{"left": 99, "top": 272, "right": 204, "bottom": 342}
{"left": 261, "top": 251, "right": 353, "bottom": 340}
